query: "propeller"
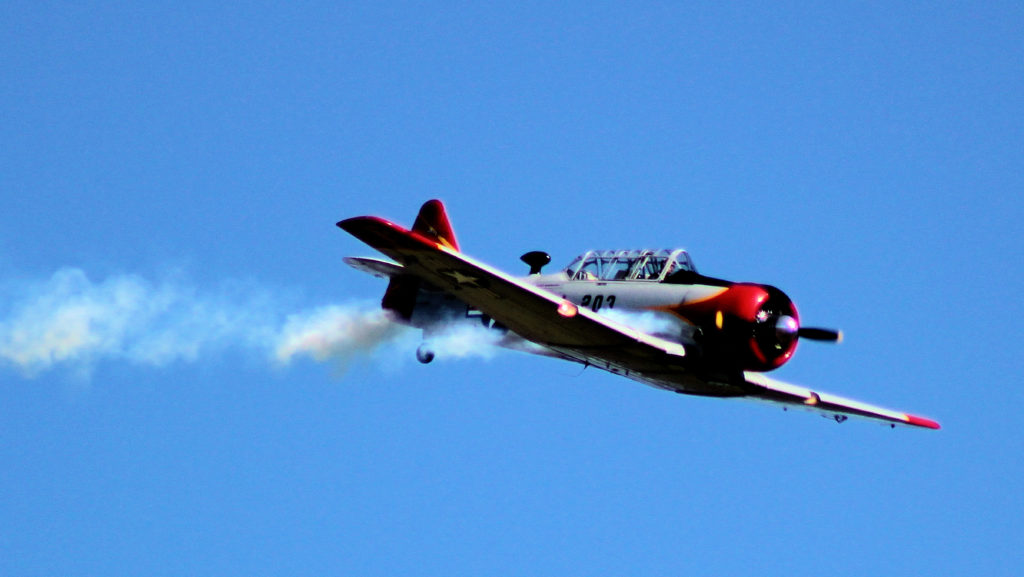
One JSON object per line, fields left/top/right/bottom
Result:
{"left": 773, "top": 315, "right": 843, "bottom": 343}
{"left": 797, "top": 326, "right": 843, "bottom": 343}
{"left": 730, "top": 285, "right": 846, "bottom": 370}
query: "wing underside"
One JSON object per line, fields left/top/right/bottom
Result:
{"left": 339, "top": 215, "right": 939, "bottom": 429}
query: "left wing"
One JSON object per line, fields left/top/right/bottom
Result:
{"left": 743, "top": 372, "right": 940, "bottom": 429}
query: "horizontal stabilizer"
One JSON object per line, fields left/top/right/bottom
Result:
{"left": 343, "top": 256, "right": 405, "bottom": 279}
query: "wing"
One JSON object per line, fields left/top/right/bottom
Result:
{"left": 338, "top": 216, "right": 693, "bottom": 382}
{"left": 743, "top": 372, "right": 941, "bottom": 429}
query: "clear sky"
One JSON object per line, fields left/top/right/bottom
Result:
{"left": 2, "top": 2, "right": 1022, "bottom": 575}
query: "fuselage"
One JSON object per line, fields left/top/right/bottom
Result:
{"left": 406, "top": 248, "right": 802, "bottom": 373}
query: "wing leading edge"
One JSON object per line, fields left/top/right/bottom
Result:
{"left": 339, "top": 213, "right": 940, "bottom": 430}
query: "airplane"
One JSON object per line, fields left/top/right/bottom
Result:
{"left": 338, "top": 199, "right": 940, "bottom": 430}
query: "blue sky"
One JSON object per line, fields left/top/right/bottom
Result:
{"left": 2, "top": 2, "right": 1022, "bottom": 575}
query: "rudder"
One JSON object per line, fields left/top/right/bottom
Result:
{"left": 411, "top": 199, "right": 459, "bottom": 251}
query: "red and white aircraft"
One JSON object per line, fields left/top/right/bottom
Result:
{"left": 339, "top": 200, "right": 940, "bottom": 429}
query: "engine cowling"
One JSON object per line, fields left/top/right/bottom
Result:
{"left": 674, "top": 283, "right": 800, "bottom": 372}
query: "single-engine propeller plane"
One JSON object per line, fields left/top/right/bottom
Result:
{"left": 339, "top": 200, "right": 940, "bottom": 429}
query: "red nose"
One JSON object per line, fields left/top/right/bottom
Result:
{"left": 674, "top": 283, "right": 800, "bottom": 372}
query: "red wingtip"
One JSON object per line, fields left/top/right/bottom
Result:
{"left": 905, "top": 414, "right": 941, "bottom": 430}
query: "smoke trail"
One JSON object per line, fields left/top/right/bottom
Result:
{"left": 426, "top": 323, "right": 506, "bottom": 361}
{"left": 273, "top": 305, "right": 411, "bottom": 369}
{"left": 0, "top": 268, "right": 416, "bottom": 378}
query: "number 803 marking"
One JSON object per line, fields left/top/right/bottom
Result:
{"left": 580, "top": 294, "right": 615, "bottom": 312}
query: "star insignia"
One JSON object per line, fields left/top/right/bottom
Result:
{"left": 440, "top": 269, "right": 484, "bottom": 288}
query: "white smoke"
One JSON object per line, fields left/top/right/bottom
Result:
{"left": 273, "top": 305, "right": 410, "bottom": 368}
{"left": 426, "top": 323, "right": 506, "bottom": 361}
{"left": 599, "top": 308, "right": 681, "bottom": 339}
{"left": 0, "top": 268, "right": 227, "bottom": 375}
{"left": 0, "top": 267, "right": 502, "bottom": 379}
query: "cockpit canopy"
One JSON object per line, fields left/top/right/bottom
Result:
{"left": 564, "top": 249, "right": 696, "bottom": 282}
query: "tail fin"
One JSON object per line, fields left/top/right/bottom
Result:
{"left": 383, "top": 200, "right": 458, "bottom": 321}
{"left": 411, "top": 199, "right": 459, "bottom": 251}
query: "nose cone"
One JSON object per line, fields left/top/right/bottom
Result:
{"left": 775, "top": 315, "right": 799, "bottom": 340}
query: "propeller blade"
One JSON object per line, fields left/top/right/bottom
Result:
{"left": 798, "top": 327, "right": 843, "bottom": 343}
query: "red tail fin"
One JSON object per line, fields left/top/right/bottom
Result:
{"left": 412, "top": 199, "right": 459, "bottom": 251}
{"left": 381, "top": 200, "right": 458, "bottom": 322}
